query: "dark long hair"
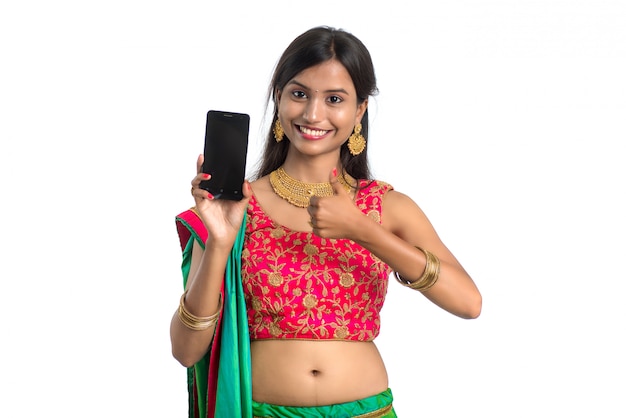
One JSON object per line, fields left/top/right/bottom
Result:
{"left": 253, "top": 26, "right": 378, "bottom": 181}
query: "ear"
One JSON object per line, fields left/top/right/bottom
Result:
{"left": 275, "top": 88, "right": 282, "bottom": 105}
{"left": 355, "top": 98, "right": 368, "bottom": 125}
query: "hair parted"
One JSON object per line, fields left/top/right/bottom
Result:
{"left": 253, "top": 26, "right": 378, "bottom": 181}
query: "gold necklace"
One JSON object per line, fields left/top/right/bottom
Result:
{"left": 269, "top": 167, "right": 352, "bottom": 208}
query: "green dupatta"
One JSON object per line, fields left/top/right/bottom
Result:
{"left": 176, "top": 210, "right": 252, "bottom": 418}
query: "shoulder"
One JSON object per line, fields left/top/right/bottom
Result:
{"left": 248, "top": 175, "right": 274, "bottom": 209}
{"left": 175, "top": 207, "right": 207, "bottom": 250}
{"left": 373, "top": 184, "right": 433, "bottom": 238}
{"left": 381, "top": 186, "right": 425, "bottom": 215}
{"left": 249, "top": 175, "right": 271, "bottom": 195}
{"left": 358, "top": 179, "right": 394, "bottom": 195}
{"left": 175, "top": 207, "right": 201, "bottom": 224}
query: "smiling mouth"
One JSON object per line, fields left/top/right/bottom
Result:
{"left": 298, "top": 125, "right": 330, "bottom": 137}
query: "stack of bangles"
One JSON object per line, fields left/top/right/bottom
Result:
{"left": 394, "top": 246, "right": 441, "bottom": 292}
{"left": 177, "top": 290, "right": 222, "bottom": 331}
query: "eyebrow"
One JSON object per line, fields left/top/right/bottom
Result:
{"left": 287, "top": 80, "right": 350, "bottom": 95}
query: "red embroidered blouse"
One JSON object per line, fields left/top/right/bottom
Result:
{"left": 241, "top": 180, "right": 394, "bottom": 341}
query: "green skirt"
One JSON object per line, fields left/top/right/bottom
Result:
{"left": 252, "top": 388, "right": 396, "bottom": 418}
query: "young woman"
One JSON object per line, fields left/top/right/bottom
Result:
{"left": 171, "top": 26, "right": 482, "bottom": 418}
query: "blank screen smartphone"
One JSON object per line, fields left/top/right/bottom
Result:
{"left": 199, "top": 110, "right": 250, "bottom": 200}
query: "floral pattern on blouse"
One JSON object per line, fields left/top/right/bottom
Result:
{"left": 242, "top": 180, "right": 394, "bottom": 341}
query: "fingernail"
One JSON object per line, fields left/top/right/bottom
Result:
{"left": 206, "top": 192, "right": 214, "bottom": 200}
{"left": 202, "top": 173, "right": 210, "bottom": 179}
{"left": 332, "top": 168, "right": 337, "bottom": 177}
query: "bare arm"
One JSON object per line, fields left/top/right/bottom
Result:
{"left": 308, "top": 175, "right": 481, "bottom": 319}
{"left": 170, "top": 239, "right": 231, "bottom": 367}
{"left": 357, "top": 190, "right": 481, "bottom": 319}
{"left": 170, "top": 155, "right": 252, "bottom": 367}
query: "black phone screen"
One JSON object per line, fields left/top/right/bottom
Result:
{"left": 200, "top": 110, "right": 250, "bottom": 200}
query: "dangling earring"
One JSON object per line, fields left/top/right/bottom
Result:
{"left": 347, "top": 123, "right": 366, "bottom": 156}
{"left": 273, "top": 119, "right": 284, "bottom": 142}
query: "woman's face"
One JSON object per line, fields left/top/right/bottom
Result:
{"left": 276, "top": 59, "right": 367, "bottom": 158}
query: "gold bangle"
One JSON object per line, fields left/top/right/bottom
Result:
{"left": 394, "top": 246, "right": 441, "bottom": 292}
{"left": 177, "top": 290, "right": 222, "bottom": 331}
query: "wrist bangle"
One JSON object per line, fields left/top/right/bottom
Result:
{"left": 394, "top": 246, "right": 440, "bottom": 292}
{"left": 177, "top": 290, "right": 222, "bottom": 331}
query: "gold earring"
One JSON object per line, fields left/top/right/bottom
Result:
{"left": 273, "top": 119, "right": 284, "bottom": 142}
{"left": 347, "top": 123, "right": 366, "bottom": 156}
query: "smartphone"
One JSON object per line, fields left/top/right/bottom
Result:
{"left": 199, "top": 110, "right": 250, "bottom": 200}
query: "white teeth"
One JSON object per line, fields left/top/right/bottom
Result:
{"left": 300, "top": 126, "right": 328, "bottom": 136}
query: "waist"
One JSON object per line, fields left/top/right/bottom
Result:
{"left": 252, "top": 388, "right": 395, "bottom": 418}
{"left": 251, "top": 340, "right": 388, "bottom": 406}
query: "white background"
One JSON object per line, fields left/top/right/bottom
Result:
{"left": 1, "top": 1, "right": 625, "bottom": 417}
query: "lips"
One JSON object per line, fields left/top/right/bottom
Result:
{"left": 298, "top": 125, "right": 330, "bottom": 139}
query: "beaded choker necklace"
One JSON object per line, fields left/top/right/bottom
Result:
{"left": 269, "top": 167, "right": 352, "bottom": 208}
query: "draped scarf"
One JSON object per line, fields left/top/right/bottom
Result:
{"left": 175, "top": 209, "right": 252, "bottom": 418}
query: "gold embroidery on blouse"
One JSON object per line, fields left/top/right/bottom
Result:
{"left": 268, "top": 272, "right": 283, "bottom": 287}
{"left": 334, "top": 325, "right": 349, "bottom": 339}
{"left": 303, "top": 294, "right": 318, "bottom": 309}
{"left": 243, "top": 180, "right": 394, "bottom": 341}
{"left": 304, "top": 243, "right": 318, "bottom": 256}
{"left": 339, "top": 273, "right": 355, "bottom": 287}
{"left": 367, "top": 209, "right": 380, "bottom": 223}
{"left": 270, "top": 227, "right": 285, "bottom": 238}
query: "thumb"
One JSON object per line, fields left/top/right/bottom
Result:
{"left": 329, "top": 167, "right": 346, "bottom": 196}
{"left": 196, "top": 154, "right": 204, "bottom": 174}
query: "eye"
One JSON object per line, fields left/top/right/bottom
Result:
{"left": 328, "top": 95, "right": 343, "bottom": 104}
{"left": 291, "top": 90, "right": 307, "bottom": 99}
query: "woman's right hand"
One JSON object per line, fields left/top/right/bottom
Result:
{"left": 191, "top": 154, "right": 252, "bottom": 248}
{"left": 171, "top": 154, "right": 252, "bottom": 367}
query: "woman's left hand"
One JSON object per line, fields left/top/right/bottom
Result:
{"left": 307, "top": 168, "right": 365, "bottom": 239}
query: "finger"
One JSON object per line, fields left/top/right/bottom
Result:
{"left": 329, "top": 167, "right": 346, "bottom": 195}
{"left": 196, "top": 154, "right": 204, "bottom": 175}
{"left": 191, "top": 173, "right": 211, "bottom": 188}
{"left": 308, "top": 195, "right": 320, "bottom": 209}
{"left": 191, "top": 186, "right": 214, "bottom": 200}
{"left": 242, "top": 180, "right": 253, "bottom": 199}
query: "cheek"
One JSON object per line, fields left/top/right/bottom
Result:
{"left": 335, "top": 111, "right": 358, "bottom": 130}
{"left": 278, "top": 100, "right": 302, "bottom": 121}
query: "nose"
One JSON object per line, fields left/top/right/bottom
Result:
{"left": 303, "top": 97, "right": 324, "bottom": 123}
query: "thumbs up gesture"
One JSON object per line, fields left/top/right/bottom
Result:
{"left": 307, "top": 168, "right": 362, "bottom": 239}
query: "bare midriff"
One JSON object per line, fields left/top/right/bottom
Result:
{"left": 250, "top": 340, "right": 389, "bottom": 407}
